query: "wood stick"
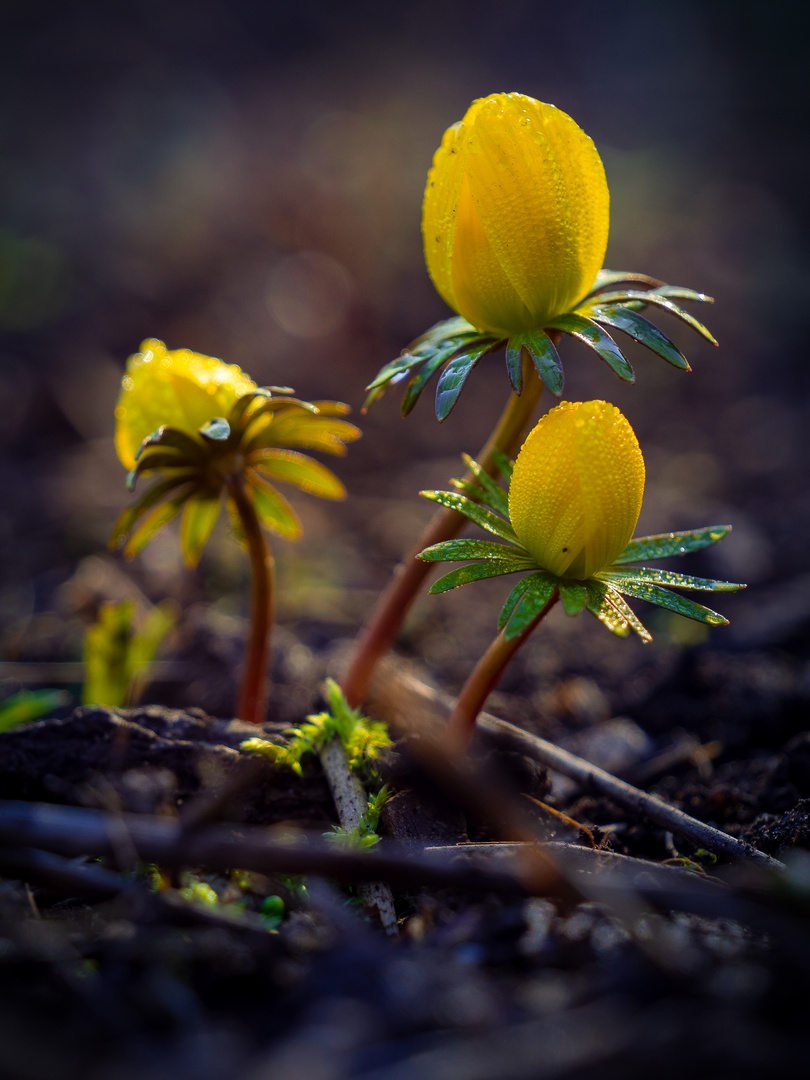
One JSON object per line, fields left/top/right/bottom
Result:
{"left": 366, "top": 664, "right": 784, "bottom": 872}
{"left": 0, "top": 800, "right": 529, "bottom": 898}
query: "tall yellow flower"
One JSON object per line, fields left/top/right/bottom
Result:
{"left": 509, "top": 401, "right": 644, "bottom": 579}
{"left": 423, "top": 93, "right": 609, "bottom": 337}
{"left": 366, "top": 91, "right": 714, "bottom": 424}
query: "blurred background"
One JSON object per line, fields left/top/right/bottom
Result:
{"left": 1, "top": 0, "right": 808, "bottom": 727}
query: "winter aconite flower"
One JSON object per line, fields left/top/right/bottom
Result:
{"left": 422, "top": 93, "right": 609, "bottom": 337}
{"left": 365, "top": 93, "right": 716, "bottom": 421}
{"left": 111, "top": 339, "right": 361, "bottom": 725}
{"left": 418, "top": 401, "right": 743, "bottom": 643}
{"left": 508, "top": 401, "right": 644, "bottom": 580}
{"left": 111, "top": 339, "right": 361, "bottom": 566}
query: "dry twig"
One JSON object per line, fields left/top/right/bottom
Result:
{"left": 366, "top": 663, "right": 784, "bottom": 872}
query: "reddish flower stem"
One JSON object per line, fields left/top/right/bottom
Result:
{"left": 444, "top": 590, "right": 559, "bottom": 750}
{"left": 341, "top": 357, "right": 545, "bottom": 708}
{"left": 227, "top": 475, "right": 275, "bottom": 725}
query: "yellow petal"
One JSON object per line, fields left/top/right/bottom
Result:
{"left": 114, "top": 339, "right": 256, "bottom": 469}
{"left": 422, "top": 93, "right": 609, "bottom": 336}
{"left": 508, "top": 401, "right": 644, "bottom": 579}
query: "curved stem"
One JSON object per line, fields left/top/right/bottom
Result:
{"left": 342, "top": 359, "right": 544, "bottom": 707}
{"left": 444, "top": 590, "right": 558, "bottom": 750}
{"left": 227, "top": 475, "right": 275, "bottom": 725}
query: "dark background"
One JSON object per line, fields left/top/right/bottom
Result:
{"left": 1, "top": 0, "right": 809, "bottom": 715}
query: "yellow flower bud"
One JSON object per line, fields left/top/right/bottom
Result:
{"left": 422, "top": 93, "right": 609, "bottom": 337}
{"left": 115, "top": 339, "right": 257, "bottom": 470}
{"left": 509, "top": 401, "right": 644, "bottom": 579}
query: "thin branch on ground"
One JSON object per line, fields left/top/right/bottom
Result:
{"left": 2, "top": 807, "right": 801, "bottom": 941}
{"left": 365, "top": 662, "right": 784, "bottom": 872}
{"left": 0, "top": 845, "right": 126, "bottom": 900}
{"left": 0, "top": 799, "right": 530, "bottom": 898}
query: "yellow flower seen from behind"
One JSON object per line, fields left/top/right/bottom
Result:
{"left": 115, "top": 339, "right": 257, "bottom": 470}
{"left": 509, "top": 400, "right": 645, "bottom": 580}
{"left": 422, "top": 92, "right": 609, "bottom": 337}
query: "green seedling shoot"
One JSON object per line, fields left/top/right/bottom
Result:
{"left": 243, "top": 677, "right": 392, "bottom": 777}
{"left": 82, "top": 599, "right": 176, "bottom": 708}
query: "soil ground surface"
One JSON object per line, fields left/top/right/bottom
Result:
{"left": 2, "top": 617, "right": 810, "bottom": 1079}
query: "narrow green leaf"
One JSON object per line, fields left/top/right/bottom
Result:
{"left": 498, "top": 575, "right": 534, "bottom": 631}
{"left": 504, "top": 339, "right": 523, "bottom": 393}
{"left": 420, "top": 490, "right": 519, "bottom": 543}
{"left": 180, "top": 492, "right": 222, "bottom": 567}
{"left": 401, "top": 350, "right": 455, "bottom": 417}
{"left": 409, "top": 315, "right": 479, "bottom": 350}
{"left": 587, "top": 270, "right": 664, "bottom": 296}
{"left": 243, "top": 399, "right": 320, "bottom": 448}
{"left": 124, "top": 485, "right": 196, "bottom": 559}
{"left": 491, "top": 449, "right": 513, "bottom": 481}
{"left": 247, "top": 415, "right": 360, "bottom": 457}
{"left": 586, "top": 305, "right": 690, "bottom": 371}
{"left": 228, "top": 389, "right": 273, "bottom": 434}
{"left": 368, "top": 324, "right": 484, "bottom": 403}
{"left": 128, "top": 601, "right": 176, "bottom": 673}
{"left": 502, "top": 572, "right": 558, "bottom": 641}
{"left": 507, "top": 333, "right": 564, "bottom": 396}
{"left": 523, "top": 329, "right": 564, "bottom": 395}
{"left": 600, "top": 567, "right": 744, "bottom": 592}
{"left": 368, "top": 326, "right": 499, "bottom": 416}
{"left": 429, "top": 561, "right": 524, "bottom": 594}
{"left": 199, "top": 417, "right": 230, "bottom": 441}
{"left": 83, "top": 600, "right": 134, "bottom": 707}
{"left": 135, "top": 426, "right": 206, "bottom": 462}
{"left": 584, "top": 290, "right": 718, "bottom": 345}
{"left": 558, "top": 580, "right": 589, "bottom": 616}
{"left": 362, "top": 382, "right": 389, "bottom": 412}
{"left": 547, "top": 313, "right": 635, "bottom": 383}
{"left": 251, "top": 449, "right": 346, "bottom": 500}
{"left": 614, "top": 525, "right": 732, "bottom": 565}
{"left": 309, "top": 400, "right": 351, "bottom": 418}
{"left": 585, "top": 580, "right": 630, "bottom": 638}
{"left": 0, "top": 689, "right": 70, "bottom": 732}
{"left": 652, "top": 286, "right": 714, "bottom": 304}
{"left": 451, "top": 476, "right": 509, "bottom": 517}
{"left": 435, "top": 344, "right": 493, "bottom": 421}
{"left": 418, "top": 538, "right": 530, "bottom": 563}
{"left": 245, "top": 471, "right": 302, "bottom": 539}
{"left": 127, "top": 453, "right": 196, "bottom": 492}
{"left": 461, "top": 454, "right": 510, "bottom": 517}
{"left": 110, "top": 474, "right": 198, "bottom": 549}
{"left": 365, "top": 351, "right": 426, "bottom": 393}
{"left": 608, "top": 578, "right": 730, "bottom": 626}
{"left": 601, "top": 586, "right": 652, "bottom": 643}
